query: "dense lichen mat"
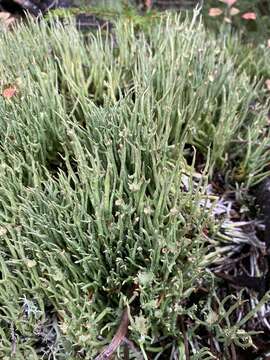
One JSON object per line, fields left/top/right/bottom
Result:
{"left": 0, "top": 10, "right": 270, "bottom": 359}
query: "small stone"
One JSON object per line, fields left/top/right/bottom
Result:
{"left": 25, "top": 259, "right": 37, "bottom": 268}
{"left": 0, "top": 227, "right": 7, "bottom": 236}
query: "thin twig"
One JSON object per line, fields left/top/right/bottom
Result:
{"left": 124, "top": 342, "right": 129, "bottom": 360}
{"left": 231, "top": 343, "right": 237, "bottom": 360}
{"left": 123, "top": 337, "right": 144, "bottom": 360}
{"left": 179, "top": 316, "right": 190, "bottom": 360}
{"left": 10, "top": 322, "right": 17, "bottom": 356}
{"left": 95, "top": 308, "right": 129, "bottom": 360}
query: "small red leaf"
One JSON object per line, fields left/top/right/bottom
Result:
{"left": 241, "top": 12, "right": 256, "bottom": 20}
{"left": 221, "top": 0, "right": 237, "bottom": 7}
{"left": 2, "top": 86, "right": 17, "bottom": 99}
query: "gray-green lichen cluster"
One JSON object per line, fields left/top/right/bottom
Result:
{"left": 0, "top": 10, "right": 270, "bottom": 359}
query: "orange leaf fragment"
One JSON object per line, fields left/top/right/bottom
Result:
{"left": 2, "top": 86, "right": 17, "bottom": 99}
{"left": 0, "top": 12, "right": 10, "bottom": 21}
{"left": 0, "top": 11, "right": 17, "bottom": 29}
{"left": 208, "top": 8, "right": 223, "bottom": 17}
